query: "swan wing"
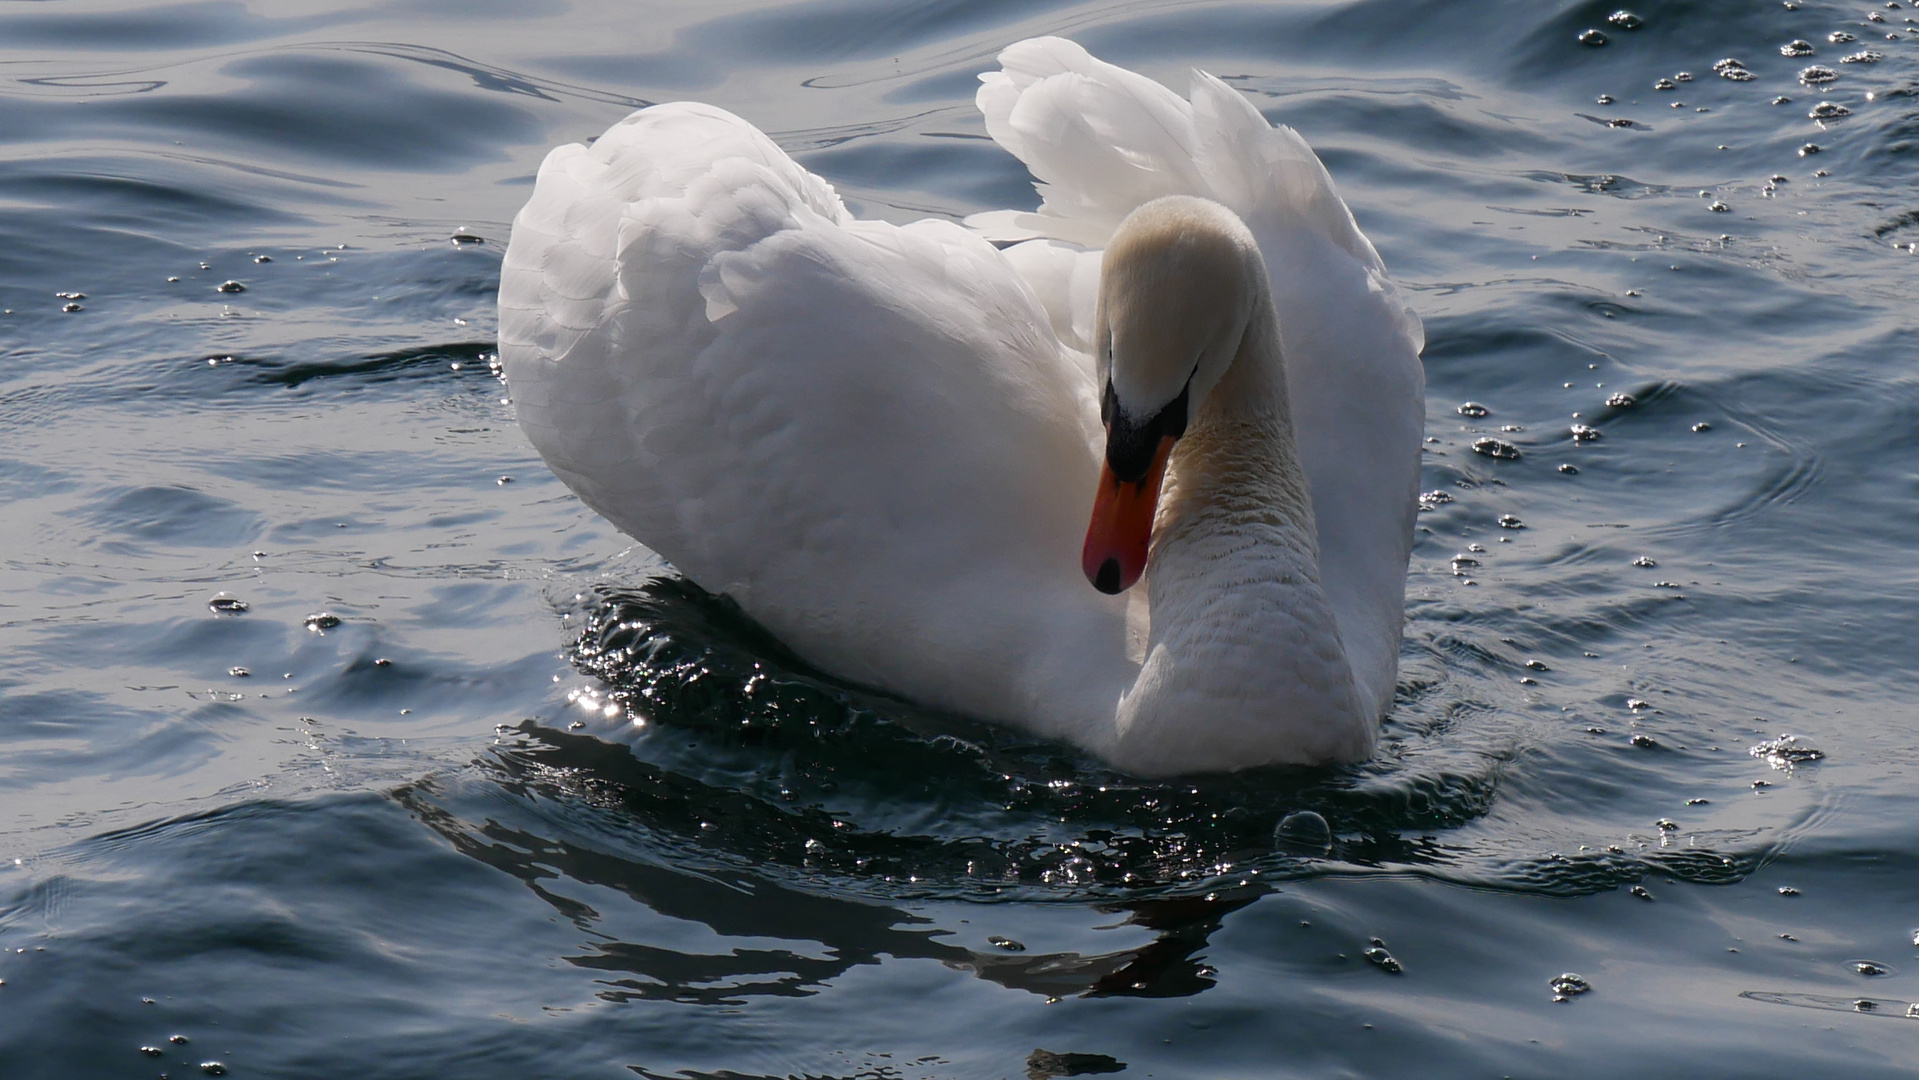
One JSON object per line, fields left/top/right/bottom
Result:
{"left": 499, "top": 102, "right": 1112, "bottom": 717}
{"left": 971, "top": 39, "right": 1426, "bottom": 718}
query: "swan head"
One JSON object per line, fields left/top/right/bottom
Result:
{"left": 1083, "top": 196, "right": 1264, "bottom": 594}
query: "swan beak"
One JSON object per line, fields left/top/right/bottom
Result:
{"left": 1082, "top": 434, "right": 1176, "bottom": 594}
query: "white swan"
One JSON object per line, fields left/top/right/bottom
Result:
{"left": 497, "top": 38, "right": 1424, "bottom": 775}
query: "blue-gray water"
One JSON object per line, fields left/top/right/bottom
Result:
{"left": 3, "top": 1, "right": 1917, "bottom": 1076}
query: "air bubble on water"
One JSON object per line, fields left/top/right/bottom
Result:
{"left": 1363, "top": 946, "right": 1403, "bottom": 973}
{"left": 1716, "top": 60, "right": 1755, "bottom": 80}
{"left": 254, "top": 255, "right": 271, "bottom": 263}
{"left": 1579, "top": 29, "right": 1609, "bottom": 46}
{"left": 1275, "top": 810, "right": 1333, "bottom": 855}
{"left": 1597, "top": 94, "right": 1615, "bottom": 104}
{"left": 1498, "top": 514, "right": 1525, "bottom": 529}
{"left": 1571, "top": 424, "right": 1602, "bottom": 442}
{"left": 1656, "top": 818, "right": 1679, "bottom": 831}
{"left": 1840, "top": 50, "right": 1884, "bottom": 62}
{"left": 140, "top": 1046, "right": 163, "bottom": 1057}
{"left": 1674, "top": 72, "right": 1693, "bottom": 82}
{"left": 1811, "top": 101, "right": 1852, "bottom": 119}
{"left": 1800, "top": 66, "right": 1838, "bottom": 84}
{"left": 1829, "top": 30, "right": 1856, "bottom": 43}
{"left": 1781, "top": 37, "right": 1816, "bottom": 57}
{"left": 1550, "top": 973, "right": 1592, "bottom": 999}
{"left": 1499, "top": 423, "right": 1523, "bottom": 433}
{"left": 1655, "top": 77, "right": 1677, "bottom": 90}
{"left": 988, "top": 935, "right": 1026, "bottom": 952}
{"left": 1458, "top": 401, "right": 1490, "bottom": 418}
{"left": 228, "top": 666, "right": 250, "bottom": 678}
{"left": 1709, "top": 201, "right": 1729, "bottom": 212}
{"left": 1558, "top": 463, "right": 1579, "bottom": 473}
{"left": 1607, "top": 10, "right": 1643, "bottom": 29}
{"left": 1632, "top": 556, "right": 1657, "bottom": 567}
{"left": 1606, "top": 392, "right": 1637, "bottom": 408}
{"left": 216, "top": 280, "right": 245, "bottom": 293}
{"left": 207, "top": 594, "right": 248, "bottom": 615}
{"left": 1853, "top": 960, "right": 1891, "bottom": 976}
{"left": 1692, "top": 421, "right": 1712, "bottom": 432}
{"left": 1778, "top": 886, "right": 1801, "bottom": 896}
{"left": 304, "top": 612, "right": 342, "bottom": 632}
{"left": 1687, "top": 797, "right": 1709, "bottom": 805}
{"left": 1630, "top": 734, "right": 1659, "bottom": 748}
{"left": 1526, "top": 660, "right": 1549, "bottom": 671}
{"left": 1473, "top": 437, "right": 1521, "bottom": 460}
{"left": 1418, "top": 489, "right": 1454, "bottom": 511}
{"left": 169, "top": 1035, "right": 189, "bottom": 1045}
{"left": 200, "top": 1063, "right": 227, "bottom": 1077}
{"left": 1750, "top": 734, "right": 1825, "bottom": 767}
{"left": 1468, "top": 543, "right": 1485, "bottom": 552}
{"left": 62, "top": 301, "right": 82, "bottom": 313}
{"left": 451, "top": 229, "right": 486, "bottom": 245}
{"left": 1773, "top": 95, "right": 1793, "bottom": 104}
{"left": 1631, "top": 884, "right": 1654, "bottom": 900}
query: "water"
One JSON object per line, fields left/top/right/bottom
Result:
{"left": 3, "top": 0, "right": 1918, "bottom": 1075}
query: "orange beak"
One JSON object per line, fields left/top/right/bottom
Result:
{"left": 1081, "top": 434, "right": 1176, "bottom": 594}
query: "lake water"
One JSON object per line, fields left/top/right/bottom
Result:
{"left": 3, "top": 0, "right": 1917, "bottom": 1075}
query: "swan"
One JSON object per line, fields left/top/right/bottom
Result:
{"left": 497, "top": 38, "right": 1425, "bottom": 775}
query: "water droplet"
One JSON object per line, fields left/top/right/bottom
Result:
{"left": 1578, "top": 28, "right": 1609, "bottom": 46}
{"left": 1275, "top": 810, "right": 1333, "bottom": 855}
{"left": 207, "top": 595, "right": 248, "bottom": 615}
{"left": 216, "top": 280, "right": 246, "bottom": 293}
{"left": 1810, "top": 101, "right": 1852, "bottom": 119}
{"left": 304, "top": 612, "right": 342, "bottom": 632}
{"left": 1457, "top": 401, "right": 1490, "bottom": 418}
{"left": 1571, "top": 423, "right": 1602, "bottom": 442}
{"left": 987, "top": 935, "right": 1026, "bottom": 952}
{"left": 1550, "top": 972, "right": 1593, "bottom": 997}
{"left": 1800, "top": 66, "right": 1839, "bottom": 84}
{"left": 1630, "top": 884, "right": 1654, "bottom": 900}
{"left": 1472, "top": 437, "right": 1522, "bottom": 460}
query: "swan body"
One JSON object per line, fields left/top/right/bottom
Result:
{"left": 498, "top": 38, "right": 1424, "bottom": 775}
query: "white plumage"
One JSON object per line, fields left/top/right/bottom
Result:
{"left": 498, "top": 38, "right": 1424, "bottom": 774}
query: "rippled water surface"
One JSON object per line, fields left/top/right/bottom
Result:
{"left": 4, "top": 0, "right": 1919, "bottom": 1075}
